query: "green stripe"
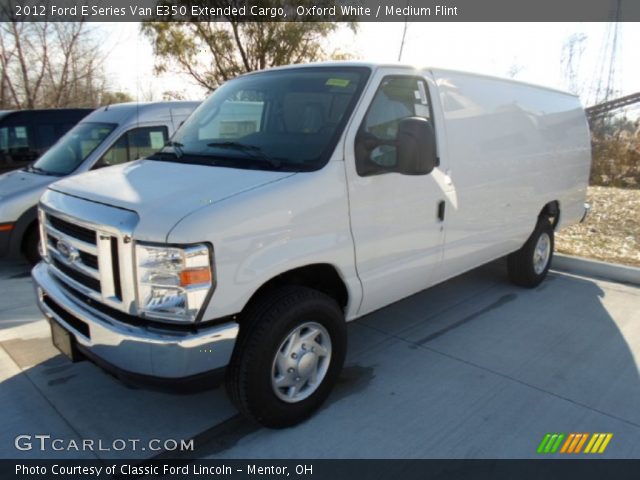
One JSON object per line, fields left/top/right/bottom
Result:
{"left": 537, "top": 434, "right": 552, "bottom": 453}
{"left": 550, "top": 433, "right": 565, "bottom": 453}
{"left": 544, "top": 434, "right": 558, "bottom": 453}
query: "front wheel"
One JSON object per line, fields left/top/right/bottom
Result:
{"left": 507, "top": 218, "right": 554, "bottom": 288}
{"left": 225, "top": 286, "right": 347, "bottom": 428}
{"left": 23, "top": 224, "right": 41, "bottom": 266}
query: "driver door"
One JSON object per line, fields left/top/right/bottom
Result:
{"left": 344, "top": 69, "right": 449, "bottom": 316}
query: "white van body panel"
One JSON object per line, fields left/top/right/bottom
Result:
{"left": 430, "top": 68, "right": 590, "bottom": 280}
{"left": 166, "top": 160, "right": 363, "bottom": 321}
{"left": 342, "top": 66, "right": 450, "bottom": 316}
{"left": 50, "top": 159, "right": 294, "bottom": 242}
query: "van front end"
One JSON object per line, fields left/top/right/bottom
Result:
{"left": 31, "top": 189, "right": 238, "bottom": 386}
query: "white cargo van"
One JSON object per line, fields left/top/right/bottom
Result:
{"left": 32, "top": 62, "right": 591, "bottom": 428}
{"left": 0, "top": 102, "right": 199, "bottom": 264}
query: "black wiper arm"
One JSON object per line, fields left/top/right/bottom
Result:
{"left": 25, "top": 164, "right": 56, "bottom": 176}
{"left": 206, "top": 142, "right": 281, "bottom": 169}
{"left": 164, "top": 140, "right": 185, "bottom": 158}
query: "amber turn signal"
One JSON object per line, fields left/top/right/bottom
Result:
{"left": 179, "top": 267, "right": 212, "bottom": 286}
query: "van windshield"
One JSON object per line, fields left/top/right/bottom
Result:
{"left": 31, "top": 122, "right": 116, "bottom": 175}
{"left": 153, "top": 67, "right": 370, "bottom": 172}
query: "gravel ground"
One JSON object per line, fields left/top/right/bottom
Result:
{"left": 556, "top": 186, "right": 640, "bottom": 267}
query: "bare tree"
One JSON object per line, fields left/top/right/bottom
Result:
{"left": 561, "top": 33, "right": 587, "bottom": 96}
{"left": 0, "top": 20, "right": 128, "bottom": 109}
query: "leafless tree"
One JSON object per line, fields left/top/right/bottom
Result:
{"left": 561, "top": 33, "right": 587, "bottom": 96}
{"left": 0, "top": 20, "right": 128, "bottom": 109}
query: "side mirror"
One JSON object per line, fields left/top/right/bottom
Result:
{"left": 396, "top": 117, "right": 437, "bottom": 175}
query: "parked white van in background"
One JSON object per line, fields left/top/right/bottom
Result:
{"left": 32, "top": 62, "right": 591, "bottom": 428}
{"left": 0, "top": 102, "right": 199, "bottom": 264}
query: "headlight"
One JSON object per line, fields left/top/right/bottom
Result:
{"left": 135, "top": 243, "right": 213, "bottom": 323}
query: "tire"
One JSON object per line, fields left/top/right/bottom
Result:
{"left": 507, "top": 217, "right": 554, "bottom": 288}
{"left": 225, "top": 286, "right": 346, "bottom": 428}
{"left": 23, "top": 224, "right": 41, "bottom": 266}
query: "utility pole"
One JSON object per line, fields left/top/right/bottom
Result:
{"left": 398, "top": 20, "right": 408, "bottom": 62}
{"left": 590, "top": 0, "right": 622, "bottom": 105}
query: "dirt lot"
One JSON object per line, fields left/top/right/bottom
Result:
{"left": 556, "top": 186, "right": 640, "bottom": 267}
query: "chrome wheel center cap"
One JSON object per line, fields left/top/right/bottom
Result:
{"left": 296, "top": 351, "right": 318, "bottom": 379}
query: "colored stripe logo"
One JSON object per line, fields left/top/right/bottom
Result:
{"left": 537, "top": 433, "right": 613, "bottom": 454}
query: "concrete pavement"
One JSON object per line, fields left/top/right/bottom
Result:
{"left": 1, "top": 258, "right": 639, "bottom": 459}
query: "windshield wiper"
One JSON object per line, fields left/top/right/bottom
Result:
{"left": 24, "top": 164, "right": 57, "bottom": 176}
{"left": 206, "top": 142, "right": 281, "bottom": 169}
{"left": 164, "top": 140, "right": 185, "bottom": 158}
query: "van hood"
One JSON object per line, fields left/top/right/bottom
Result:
{"left": 0, "top": 168, "right": 56, "bottom": 198}
{"left": 49, "top": 159, "right": 295, "bottom": 239}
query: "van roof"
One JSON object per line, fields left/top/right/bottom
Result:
{"left": 81, "top": 101, "right": 201, "bottom": 125}
{"left": 244, "top": 61, "right": 577, "bottom": 98}
{"left": 0, "top": 108, "right": 93, "bottom": 119}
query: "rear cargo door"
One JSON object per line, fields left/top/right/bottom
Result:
{"left": 343, "top": 68, "right": 451, "bottom": 316}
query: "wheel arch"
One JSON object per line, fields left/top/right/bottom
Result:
{"left": 239, "top": 263, "right": 350, "bottom": 322}
{"left": 539, "top": 200, "right": 560, "bottom": 229}
{"left": 10, "top": 206, "right": 37, "bottom": 257}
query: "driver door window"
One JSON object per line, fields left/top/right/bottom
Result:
{"left": 356, "top": 76, "right": 432, "bottom": 176}
{"left": 95, "top": 126, "right": 168, "bottom": 168}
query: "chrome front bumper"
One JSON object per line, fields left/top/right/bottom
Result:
{"left": 32, "top": 261, "right": 238, "bottom": 380}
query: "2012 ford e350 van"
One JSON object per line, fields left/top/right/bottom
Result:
{"left": 0, "top": 102, "right": 199, "bottom": 264}
{"left": 32, "top": 62, "right": 591, "bottom": 428}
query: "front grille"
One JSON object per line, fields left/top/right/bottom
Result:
{"left": 79, "top": 251, "right": 98, "bottom": 270}
{"left": 41, "top": 202, "right": 135, "bottom": 318}
{"left": 110, "top": 237, "right": 122, "bottom": 300}
{"left": 53, "top": 258, "right": 101, "bottom": 292}
{"left": 48, "top": 215, "right": 96, "bottom": 245}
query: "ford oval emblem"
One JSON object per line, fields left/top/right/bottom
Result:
{"left": 56, "top": 239, "right": 79, "bottom": 263}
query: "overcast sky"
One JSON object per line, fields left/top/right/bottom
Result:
{"left": 99, "top": 22, "right": 640, "bottom": 109}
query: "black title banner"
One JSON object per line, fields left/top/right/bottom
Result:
{"left": 1, "top": 0, "right": 639, "bottom": 22}
{"left": 4, "top": 459, "right": 640, "bottom": 480}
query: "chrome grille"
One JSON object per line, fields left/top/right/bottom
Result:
{"left": 39, "top": 190, "right": 139, "bottom": 315}
{"left": 47, "top": 215, "right": 96, "bottom": 245}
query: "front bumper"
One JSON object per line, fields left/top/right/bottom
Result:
{"left": 32, "top": 261, "right": 238, "bottom": 380}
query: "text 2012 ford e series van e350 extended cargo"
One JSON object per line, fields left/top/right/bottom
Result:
{"left": 31, "top": 62, "right": 592, "bottom": 428}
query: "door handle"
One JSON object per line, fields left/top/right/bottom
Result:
{"left": 437, "top": 200, "right": 445, "bottom": 222}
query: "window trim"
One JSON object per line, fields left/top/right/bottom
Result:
{"left": 355, "top": 74, "right": 438, "bottom": 177}
{"left": 93, "top": 125, "right": 169, "bottom": 169}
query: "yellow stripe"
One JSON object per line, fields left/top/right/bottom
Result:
{"left": 574, "top": 434, "right": 588, "bottom": 453}
{"left": 597, "top": 434, "right": 613, "bottom": 453}
{"left": 584, "top": 433, "right": 598, "bottom": 453}
{"left": 560, "top": 434, "right": 575, "bottom": 454}
{"left": 590, "top": 434, "right": 605, "bottom": 453}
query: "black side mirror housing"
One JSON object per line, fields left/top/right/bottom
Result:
{"left": 396, "top": 117, "right": 437, "bottom": 175}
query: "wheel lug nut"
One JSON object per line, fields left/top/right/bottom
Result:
{"left": 291, "top": 353, "right": 297, "bottom": 359}
{"left": 288, "top": 368, "right": 294, "bottom": 373}
{"left": 302, "top": 343, "right": 306, "bottom": 350}
{"left": 295, "top": 377, "right": 300, "bottom": 381}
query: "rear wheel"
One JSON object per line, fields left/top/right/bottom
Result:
{"left": 225, "top": 286, "right": 346, "bottom": 428}
{"left": 507, "top": 218, "right": 554, "bottom": 288}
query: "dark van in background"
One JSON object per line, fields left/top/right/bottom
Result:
{"left": 0, "top": 109, "right": 93, "bottom": 174}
